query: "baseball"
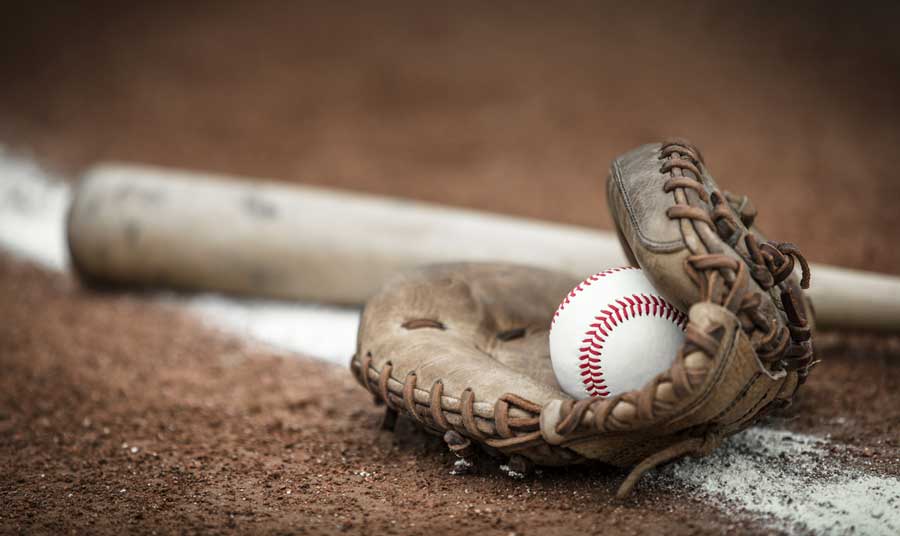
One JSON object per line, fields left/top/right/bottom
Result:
{"left": 549, "top": 267, "right": 688, "bottom": 400}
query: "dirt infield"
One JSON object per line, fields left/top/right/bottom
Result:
{"left": 2, "top": 256, "right": 898, "bottom": 535}
{"left": 0, "top": 256, "right": 749, "bottom": 535}
{"left": 2, "top": 1, "right": 900, "bottom": 534}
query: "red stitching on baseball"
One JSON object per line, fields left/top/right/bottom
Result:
{"left": 577, "top": 293, "right": 688, "bottom": 398}
{"left": 552, "top": 267, "right": 639, "bottom": 327}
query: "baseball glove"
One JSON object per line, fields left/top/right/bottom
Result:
{"left": 350, "top": 139, "right": 815, "bottom": 497}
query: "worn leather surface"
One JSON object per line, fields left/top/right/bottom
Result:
{"left": 609, "top": 144, "right": 687, "bottom": 252}
{"left": 608, "top": 143, "right": 804, "bottom": 346}
{"left": 608, "top": 144, "right": 692, "bottom": 311}
{"left": 356, "top": 263, "right": 578, "bottom": 409}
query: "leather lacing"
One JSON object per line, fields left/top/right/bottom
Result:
{"left": 561, "top": 139, "right": 814, "bottom": 496}
{"left": 552, "top": 140, "right": 813, "bottom": 495}
{"left": 661, "top": 139, "right": 813, "bottom": 376}
{"left": 352, "top": 138, "right": 815, "bottom": 499}
{"left": 355, "top": 350, "right": 580, "bottom": 459}
{"left": 603, "top": 139, "right": 815, "bottom": 496}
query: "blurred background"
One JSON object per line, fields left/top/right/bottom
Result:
{"left": 2, "top": 0, "right": 899, "bottom": 271}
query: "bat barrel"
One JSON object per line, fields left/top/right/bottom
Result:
{"left": 67, "top": 164, "right": 625, "bottom": 304}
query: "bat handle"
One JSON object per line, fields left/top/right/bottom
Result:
{"left": 808, "top": 263, "right": 900, "bottom": 332}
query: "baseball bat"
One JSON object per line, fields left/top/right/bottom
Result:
{"left": 67, "top": 163, "right": 900, "bottom": 332}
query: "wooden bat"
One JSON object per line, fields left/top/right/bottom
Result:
{"left": 67, "top": 163, "right": 900, "bottom": 332}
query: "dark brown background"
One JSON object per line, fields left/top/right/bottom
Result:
{"left": 3, "top": 1, "right": 900, "bottom": 271}
{"left": 2, "top": 2, "right": 899, "bottom": 534}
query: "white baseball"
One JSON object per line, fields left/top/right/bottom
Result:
{"left": 549, "top": 267, "right": 688, "bottom": 400}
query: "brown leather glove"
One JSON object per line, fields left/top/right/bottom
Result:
{"left": 350, "top": 139, "right": 814, "bottom": 497}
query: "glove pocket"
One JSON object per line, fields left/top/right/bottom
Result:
{"left": 544, "top": 302, "right": 794, "bottom": 467}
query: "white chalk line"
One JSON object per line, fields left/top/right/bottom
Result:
{"left": 1, "top": 146, "right": 898, "bottom": 534}
{"left": 653, "top": 428, "right": 899, "bottom": 535}
{"left": 0, "top": 146, "right": 359, "bottom": 365}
